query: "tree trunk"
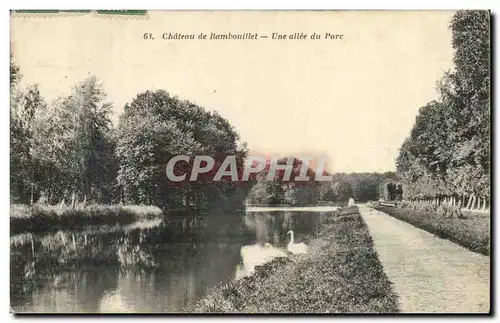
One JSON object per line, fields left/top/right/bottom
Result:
{"left": 465, "top": 194, "right": 472, "bottom": 209}
{"left": 59, "top": 232, "right": 66, "bottom": 245}
{"left": 482, "top": 197, "right": 487, "bottom": 210}
{"left": 82, "top": 195, "right": 87, "bottom": 209}
{"left": 71, "top": 190, "right": 76, "bottom": 210}
{"left": 469, "top": 194, "right": 476, "bottom": 210}
{"left": 30, "top": 168, "right": 35, "bottom": 206}
{"left": 462, "top": 195, "right": 466, "bottom": 207}
{"left": 30, "top": 234, "right": 35, "bottom": 258}
{"left": 30, "top": 184, "right": 34, "bottom": 206}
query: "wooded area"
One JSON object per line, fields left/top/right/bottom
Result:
{"left": 11, "top": 12, "right": 488, "bottom": 212}
{"left": 246, "top": 162, "right": 398, "bottom": 206}
{"left": 10, "top": 63, "right": 248, "bottom": 211}
{"left": 396, "top": 11, "right": 490, "bottom": 210}
{"left": 10, "top": 60, "right": 397, "bottom": 210}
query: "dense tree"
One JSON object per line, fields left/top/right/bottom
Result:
{"left": 57, "top": 77, "right": 116, "bottom": 205}
{"left": 116, "top": 90, "right": 248, "bottom": 210}
{"left": 10, "top": 57, "right": 47, "bottom": 204}
{"left": 10, "top": 73, "right": 117, "bottom": 206}
{"left": 41, "top": 76, "right": 117, "bottom": 206}
{"left": 318, "top": 181, "right": 336, "bottom": 202}
{"left": 247, "top": 167, "right": 399, "bottom": 206}
{"left": 332, "top": 180, "right": 353, "bottom": 203}
{"left": 10, "top": 62, "right": 247, "bottom": 211}
{"left": 246, "top": 157, "right": 319, "bottom": 206}
{"left": 396, "top": 11, "right": 490, "bottom": 210}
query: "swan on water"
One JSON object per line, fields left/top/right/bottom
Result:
{"left": 264, "top": 242, "right": 287, "bottom": 258}
{"left": 286, "top": 230, "right": 308, "bottom": 254}
{"left": 240, "top": 243, "right": 287, "bottom": 266}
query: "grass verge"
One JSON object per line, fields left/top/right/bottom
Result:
{"left": 373, "top": 205, "right": 490, "bottom": 256}
{"left": 191, "top": 207, "right": 399, "bottom": 313}
{"left": 10, "top": 204, "right": 163, "bottom": 235}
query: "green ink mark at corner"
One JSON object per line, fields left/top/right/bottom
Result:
{"left": 11, "top": 10, "right": 148, "bottom": 15}
{"left": 59, "top": 10, "right": 92, "bottom": 13}
{"left": 12, "top": 10, "right": 92, "bottom": 14}
{"left": 96, "top": 10, "right": 147, "bottom": 16}
{"left": 12, "top": 10, "right": 61, "bottom": 13}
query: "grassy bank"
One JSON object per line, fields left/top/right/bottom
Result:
{"left": 192, "top": 207, "right": 399, "bottom": 313}
{"left": 10, "top": 204, "right": 163, "bottom": 235}
{"left": 374, "top": 205, "right": 490, "bottom": 256}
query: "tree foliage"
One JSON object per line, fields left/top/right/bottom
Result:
{"left": 248, "top": 168, "right": 397, "bottom": 205}
{"left": 396, "top": 11, "right": 490, "bottom": 209}
{"left": 115, "top": 90, "right": 248, "bottom": 210}
{"left": 246, "top": 157, "right": 318, "bottom": 206}
{"left": 10, "top": 70, "right": 117, "bottom": 205}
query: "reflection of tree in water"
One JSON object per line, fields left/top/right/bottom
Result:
{"left": 12, "top": 210, "right": 337, "bottom": 312}
{"left": 96, "top": 212, "right": 245, "bottom": 312}
{"left": 99, "top": 241, "right": 242, "bottom": 312}
{"left": 142, "top": 211, "right": 246, "bottom": 244}
{"left": 12, "top": 268, "right": 119, "bottom": 313}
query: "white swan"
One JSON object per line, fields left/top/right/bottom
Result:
{"left": 286, "top": 230, "right": 308, "bottom": 254}
{"left": 264, "top": 243, "right": 287, "bottom": 259}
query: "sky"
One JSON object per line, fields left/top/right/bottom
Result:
{"left": 10, "top": 10, "right": 455, "bottom": 173}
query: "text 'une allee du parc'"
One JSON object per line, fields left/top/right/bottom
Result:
{"left": 161, "top": 32, "right": 344, "bottom": 40}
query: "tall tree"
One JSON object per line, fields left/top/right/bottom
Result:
{"left": 116, "top": 90, "right": 247, "bottom": 210}
{"left": 396, "top": 11, "right": 490, "bottom": 209}
{"left": 10, "top": 57, "right": 47, "bottom": 204}
{"left": 32, "top": 76, "right": 116, "bottom": 206}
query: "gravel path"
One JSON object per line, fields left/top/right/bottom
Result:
{"left": 359, "top": 206, "right": 490, "bottom": 313}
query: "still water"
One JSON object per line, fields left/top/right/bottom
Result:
{"left": 11, "top": 207, "right": 334, "bottom": 313}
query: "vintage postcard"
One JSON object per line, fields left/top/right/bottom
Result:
{"left": 9, "top": 10, "right": 491, "bottom": 314}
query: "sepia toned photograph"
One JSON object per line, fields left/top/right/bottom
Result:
{"left": 9, "top": 10, "right": 490, "bottom": 314}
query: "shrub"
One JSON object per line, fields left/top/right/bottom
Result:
{"left": 10, "top": 204, "right": 163, "bottom": 235}
{"left": 374, "top": 205, "right": 489, "bottom": 255}
{"left": 437, "top": 204, "right": 464, "bottom": 219}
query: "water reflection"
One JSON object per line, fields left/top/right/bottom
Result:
{"left": 13, "top": 268, "right": 119, "bottom": 313}
{"left": 234, "top": 243, "right": 288, "bottom": 280}
{"left": 243, "top": 211, "right": 325, "bottom": 247}
{"left": 11, "top": 209, "right": 330, "bottom": 313}
{"left": 99, "top": 241, "right": 241, "bottom": 312}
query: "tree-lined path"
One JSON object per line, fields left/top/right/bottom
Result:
{"left": 360, "top": 206, "right": 490, "bottom": 313}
